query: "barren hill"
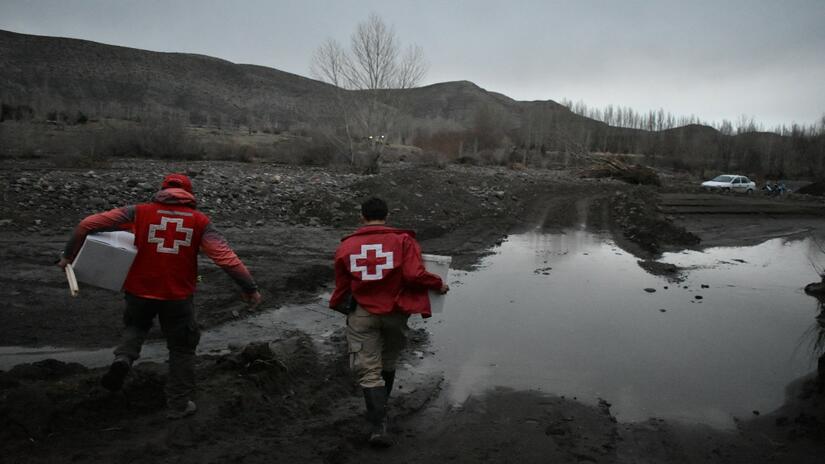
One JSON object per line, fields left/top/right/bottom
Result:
{"left": 0, "top": 29, "right": 590, "bottom": 133}
{"left": 0, "top": 29, "right": 340, "bottom": 128}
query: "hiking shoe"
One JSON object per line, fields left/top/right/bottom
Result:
{"left": 101, "top": 358, "right": 130, "bottom": 392}
{"left": 166, "top": 400, "right": 197, "bottom": 420}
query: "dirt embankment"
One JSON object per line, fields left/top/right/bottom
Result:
{"left": 2, "top": 161, "right": 825, "bottom": 463}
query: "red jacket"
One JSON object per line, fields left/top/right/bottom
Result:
{"left": 329, "top": 225, "right": 443, "bottom": 317}
{"left": 64, "top": 188, "right": 257, "bottom": 300}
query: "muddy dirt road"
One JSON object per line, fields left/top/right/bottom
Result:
{"left": 2, "top": 161, "right": 825, "bottom": 463}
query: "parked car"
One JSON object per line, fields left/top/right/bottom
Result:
{"left": 701, "top": 174, "right": 756, "bottom": 193}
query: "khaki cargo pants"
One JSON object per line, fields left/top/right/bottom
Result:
{"left": 346, "top": 306, "right": 409, "bottom": 388}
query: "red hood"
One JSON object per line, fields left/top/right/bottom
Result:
{"left": 153, "top": 188, "right": 197, "bottom": 207}
{"left": 340, "top": 225, "right": 415, "bottom": 242}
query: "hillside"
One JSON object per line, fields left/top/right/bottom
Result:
{"left": 0, "top": 29, "right": 592, "bottom": 133}
{"left": 0, "top": 29, "right": 341, "bottom": 129}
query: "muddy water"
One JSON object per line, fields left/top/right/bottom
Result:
{"left": 0, "top": 301, "right": 342, "bottom": 369}
{"left": 1, "top": 230, "right": 821, "bottom": 430}
{"left": 419, "top": 230, "right": 822, "bottom": 428}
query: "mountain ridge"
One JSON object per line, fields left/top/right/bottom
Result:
{"left": 0, "top": 28, "right": 587, "bottom": 132}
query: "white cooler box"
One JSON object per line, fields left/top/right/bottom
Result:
{"left": 72, "top": 231, "right": 137, "bottom": 291}
{"left": 422, "top": 254, "right": 451, "bottom": 313}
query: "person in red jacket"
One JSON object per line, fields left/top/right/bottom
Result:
{"left": 58, "top": 173, "right": 261, "bottom": 419}
{"left": 330, "top": 197, "right": 448, "bottom": 446}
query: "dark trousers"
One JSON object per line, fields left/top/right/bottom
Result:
{"left": 114, "top": 293, "right": 201, "bottom": 408}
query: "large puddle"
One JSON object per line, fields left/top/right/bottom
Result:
{"left": 1, "top": 230, "right": 822, "bottom": 429}
{"left": 421, "top": 230, "right": 823, "bottom": 428}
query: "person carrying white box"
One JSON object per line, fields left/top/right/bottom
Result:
{"left": 58, "top": 173, "right": 261, "bottom": 419}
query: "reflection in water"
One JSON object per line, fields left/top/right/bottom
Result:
{"left": 422, "top": 231, "right": 821, "bottom": 429}
{"left": 818, "top": 308, "right": 825, "bottom": 384}
{"left": 800, "top": 298, "right": 825, "bottom": 384}
{"left": 802, "top": 236, "right": 825, "bottom": 385}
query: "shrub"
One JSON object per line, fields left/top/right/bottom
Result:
{"left": 413, "top": 151, "right": 447, "bottom": 169}
{"left": 455, "top": 155, "right": 479, "bottom": 165}
{"left": 300, "top": 141, "right": 337, "bottom": 166}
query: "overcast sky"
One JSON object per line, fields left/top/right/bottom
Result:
{"left": 1, "top": 0, "right": 823, "bottom": 128}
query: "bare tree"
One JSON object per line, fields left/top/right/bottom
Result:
{"left": 310, "top": 38, "right": 355, "bottom": 159}
{"left": 311, "top": 13, "right": 428, "bottom": 165}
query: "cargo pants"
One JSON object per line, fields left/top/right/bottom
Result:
{"left": 114, "top": 293, "right": 201, "bottom": 409}
{"left": 346, "top": 305, "right": 409, "bottom": 388}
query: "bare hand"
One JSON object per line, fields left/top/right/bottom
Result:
{"left": 57, "top": 257, "right": 70, "bottom": 269}
{"left": 242, "top": 290, "right": 262, "bottom": 309}
{"left": 437, "top": 284, "right": 450, "bottom": 295}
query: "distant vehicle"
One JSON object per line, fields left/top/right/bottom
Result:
{"left": 701, "top": 175, "right": 756, "bottom": 193}
{"left": 763, "top": 182, "right": 788, "bottom": 196}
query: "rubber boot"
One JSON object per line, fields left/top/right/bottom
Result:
{"left": 101, "top": 356, "right": 131, "bottom": 392}
{"left": 382, "top": 370, "right": 396, "bottom": 398}
{"left": 363, "top": 386, "right": 392, "bottom": 447}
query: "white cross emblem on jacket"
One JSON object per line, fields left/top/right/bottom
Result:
{"left": 350, "top": 244, "right": 394, "bottom": 281}
{"left": 148, "top": 217, "right": 193, "bottom": 254}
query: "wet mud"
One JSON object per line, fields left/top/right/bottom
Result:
{"left": 2, "top": 161, "right": 825, "bottom": 463}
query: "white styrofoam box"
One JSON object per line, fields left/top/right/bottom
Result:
{"left": 422, "top": 254, "right": 451, "bottom": 313}
{"left": 72, "top": 231, "right": 137, "bottom": 291}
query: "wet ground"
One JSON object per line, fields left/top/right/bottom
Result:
{"left": 2, "top": 162, "right": 825, "bottom": 463}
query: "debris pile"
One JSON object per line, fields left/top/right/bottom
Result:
{"left": 581, "top": 157, "right": 660, "bottom": 186}
{"left": 611, "top": 189, "right": 700, "bottom": 254}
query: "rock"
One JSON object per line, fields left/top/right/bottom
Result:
{"left": 8, "top": 359, "right": 87, "bottom": 380}
{"left": 694, "top": 295, "right": 703, "bottom": 300}
{"left": 701, "top": 284, "right": 709, "bottom": 288}
{"left": 644, "top": 288, "right": 656, "bottom": 293}
{"left": 805, "top": 282, "right": 825, "bottom": 295}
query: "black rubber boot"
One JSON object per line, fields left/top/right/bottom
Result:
{"left": 363, "top": 386, "right": 392, "bottom": 447}
{"left": 382, "top": 370, "right": 396, "bottom": 398}
{"left": 101, "top": 357, "right": 131, "bottom": 392}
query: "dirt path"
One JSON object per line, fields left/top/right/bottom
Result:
{"left": 659, "top": 192, "right": 825, "bottom": 249}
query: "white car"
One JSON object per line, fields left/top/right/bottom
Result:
{"left": 701, "top": 174, "right": 756, "bottom": 193}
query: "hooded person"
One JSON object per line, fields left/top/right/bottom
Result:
{"left": 58, "top": 173, "right": 261, "bottom": 419}
{"left": 330, "top": 197, "right": 449, "bottom": 446}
